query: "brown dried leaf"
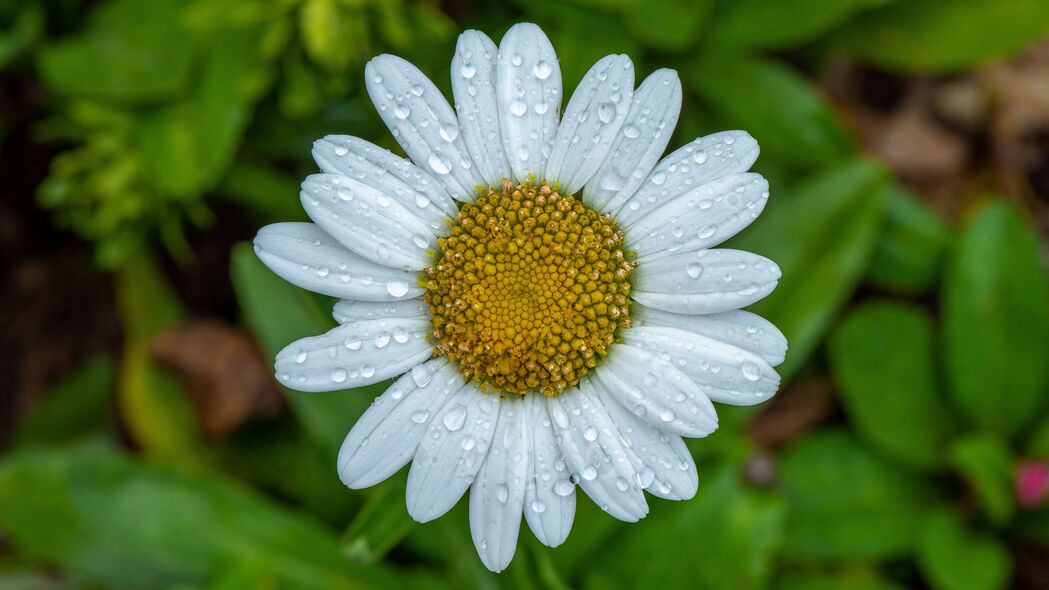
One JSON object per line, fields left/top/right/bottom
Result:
{"left": 151, "top": 320, "right": 282, "bottom": 439}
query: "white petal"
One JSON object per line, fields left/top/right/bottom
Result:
{"left": 332, "top": 299, "right": 430, "bottom": 324}
{"left": 632, "top": 248, "right": 781, "bottom": 315}
{"left": 634, "top": 306, "right": 788, "bottom": 366}
{"left": 617, "top": 130, "right": 760, "bottom": 228}
{"left": 584, "top": 69, "right": 681, "bottom": 214}
{"left": 407, "top": 383, "right": 500, "bottom": 522}
{"left": 545, "top": 54, "right": 634, "bottom": 195}
{"left": 593, "top": 344, "right": 718, "bottom": 438}
{"left": 452, "top": 30, "right": 512, "bottom": 188}
{"left": 337, "top": 358, "right": 463, "bottom": 488}
{"left": 628, "top": 173, "right": 769, "bottom": 260}
{"left": 274, "top": 318, "right": 432, "bottom": 392}
{"left": 254, "top": 223, "right": 423, "bottom": 301}
{"left": 470, "top": 397, "right": 529, "bottom": 573}
{"left": 496, "top": 23, "right": 562, "bottom": 181}
{"left": 312, "top": 135, "right": 458, "bottom": 218}
{"left": 300, "top": 174, "right": 436, "bottom": 271}
{"left": 548, "top": 380, "right": 648, "bottom": 522}
{"left": 623, "top": 326, "right": 780, "bottom": 406}
{"left": 523, "top": 394, "right": 575, "bottom": 547}
{"left": 600, "top": 389, "right": 697, "bottom": 500}
{"left": 365, "top": 55, "right": 482, "bottom": 197}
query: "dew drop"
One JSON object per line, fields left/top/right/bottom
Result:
{"left": 386, "top": 281, "right": 410, "bottom": 298}
{"left": 427, "top": 153, "right": 451, "bottom": 175}
{"left": 442, "top": 404, "right": 467, "bottom": 431}
{"left": 411, "top": 410, "right": 430, "bottom": 424}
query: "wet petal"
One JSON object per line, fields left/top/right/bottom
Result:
{"left": 593, "top": 344, "right": 718, "bottom": 438}
{"left": 365, "top": 54, "right": 482, "bottom": 197}
{"left": 254, "top": 222, "right": 423, "bottom": 301}
{"left": 623, "top": 325, "right": 780, "bottom": 406}
{"left": 584, "top": 69, "right": 681, "bottom": 214}
{"left": 628, "top": 173, "right": 769, "bottom": 260}
{"left": 545, "top": 54, "right": 633, "bottom": 195}
{"left": 617, "top": 130, "right": 760, "bottom": 227}
{"left": 601, "top": 391, "right": 698, "bottom": 500}
{"left": 332, "top": 299, "right": 430, "bottom": 324}
{"left": 632, "top": 248, "right": 781, "bottom": 315}
{"left": 300, "top": 173, "right": 437, "bottom": 271}
{"left": 522, "top": 394, "right": 575, "bottom": 547}
{"left": 470, "top": 396, "right": 529, "bottom": 573}
{"left": 312, "top": 135, "right": 458, "bottom": 218}
{"left": 407, "top": 383, "right": 500, "bottom": 522}
{"left": 452, "top": 30, "right": 513, "bottom": 188}
{"left": 548, "top": 380, "right": 648, "bottom": 522}
{"left": 496, "top": 23, "right": 562, "bottom": 181}
{"left": 337, "top": 358, "right": 463, "bottom": 488}
{"left": 634, "top": 305, "right": 788, "bottom": 366}
{"left": 274, "top": 317, "right": 432, "bottom": 392}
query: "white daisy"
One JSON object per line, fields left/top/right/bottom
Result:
{"left": 254, "top": 22, "right": 786, "bottom": 572}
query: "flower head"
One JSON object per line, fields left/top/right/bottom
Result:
{"left": 254, "top": 22, "right": 786, "bottom": 572}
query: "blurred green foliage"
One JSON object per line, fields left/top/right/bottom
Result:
{"left": 4, "top": 0, "right": 1049, "bottom": 589}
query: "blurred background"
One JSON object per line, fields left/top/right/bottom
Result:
{"left": 2, "top": 0, "right": 1049, "bottom": 588}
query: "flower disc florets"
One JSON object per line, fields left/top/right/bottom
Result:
{"left": 423, "top": 180, "right": 635, "bottom": 396}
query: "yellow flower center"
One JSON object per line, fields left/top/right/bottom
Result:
{"left": 423, "top": 180, "right": 635, "bottom": 396}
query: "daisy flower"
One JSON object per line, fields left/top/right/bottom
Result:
{"left": 254, "top": 22, "right": 786, "bottom": 572}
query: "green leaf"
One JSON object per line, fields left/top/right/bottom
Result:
{"left": 341, "top": 476, "right": 415, "bottom": 563}
{"left": 865, "top": 186, "right": 949, "bottom": 293}
{"left": 37, "top": 0, "right": 195, "bottom": 103}
{"left": 775, "top": 573, "right": 908, "bottom": 590}
{"left": 230, "top": 242, "right": 382, "bottom": 452}
{"left": 705, "top": 0, "right": 892, "bottom": 50}
{"left": 780, "top": 430, "right": 934, "bottom": 561}
{"left": 943, "top": 201, "right": 1049, "bottom": 436}
{"left": 917, "top": 509, "right": 1012, "bottom": 590}
{"left": 949, "top": 433, "right": 1016, "bottom": 525}
{"left": 12, "top": 357, "right": 116, "bottom": 449}
{"left": 137, "top": 24, "right": 273, "bottom": 198}
{"left": 829, "top": 301, "right": 956, "bottom": 471}
{"left": 832, "top": 0, "right": 1049, "bottom": 73}
{"left": 0, "top": 447, "right": 421, "bottom": 590}
{"left": 586, "top": 464, "right": 784, "bottom": 590}
{"left": 728, "top": 159, "right": 888, "bottom": 380}
{"left": 623, "top": 0, "right": 711, "bottom": 53}
{"left": 116, "top": 251, "right": 201, "bottom": 465}
{"left": 684, "top": 53, "right": 853, "bottom": 167}
{"left": 0, "top": 0, "right": 43, "bottom": 69}
{"left": 218, "top": 159, "right": 308, "bottom": 222}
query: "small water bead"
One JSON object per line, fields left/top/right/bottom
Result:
{"left": 509, "top": 100, "right": 527, "bottom": 117}
{"left": 530, "top": 499, "right": 547, "bottom": 514}
{"left": 660, "top": 408, "right": 676, "bottom": 423}
{"left": 461, "top": 436, "right": 476, "bottom": 451}
{"left": 393, "top": 105, "right": 410, "bottom": 120}
{"left": 294, "top": 350, "right": 308, "bottom": 364}
{"left": 442, "top": 405, "right": 467, "bottom": 431}
{"left": 583, "top": 426, "right": 598, "bottom": 442}
{"left": 623, "top": 124, "right": 641, "bottom": 139}
{"left": 686, "top": 263, "right": 703, "bottom": 279}
{"left": 374, "top": 333, "right": 391, "bottom": 348}
{"left": 410, "top": 84, "right": 424, "bottom": 97}
{"left": 333, "top": 145, "right": 349, "bottom": 156}
{"left": 496, "top": 484, "right": 510, "bottom": 503}
{"left": 533, "top": 60, "right": 553, "bottom": 80}
{"left": 386, "top": 281, "right": 410, "bottom": 298}
{"left": 439, "top": 124, "right": 459, "bottom": 142}
{"left": 415, "top": 195, "right": 431, "bottom": 208}
{"left": 427, "top": 153, "right": 451, "bottom": 175}
{"left": 581, "top": 466, "right": 598, "bottom": 481}
{"left": 741, "top": 361, "right": 762, "bottom": 382}
{"left": 554, "top": 480, "right": 574, "bottom": 496}
{"left": 410, "top": 410, "right": 430, "bottom": 424}
{"left": 461, "top": 63, "right": 477, "bottom": 79}
{"left": 692, "top": 150, "right": 708, "bottom": 164}
{"left": 597, "top": 103, "right": 616, "bottom": 124}
{"left": 344, "top": 338, "right": 362, "bottom": 351}
{"left": 331, "top": 368, "right": 348, "bottom": 383}
{"left": 511, "top": 53, "right": 523, "bottom": 66}
{"left": 376, "top": 244, "right": 390, "bottom": 260}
